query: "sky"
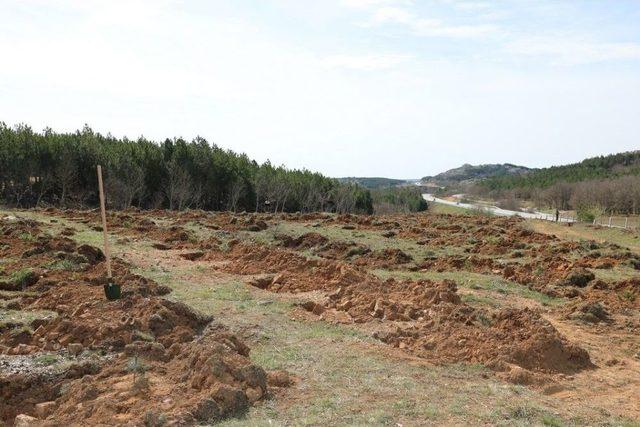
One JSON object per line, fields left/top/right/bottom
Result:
{"left": 1, "top": 0, "right": 639, "bottom": 178}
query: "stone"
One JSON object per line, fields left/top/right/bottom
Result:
{"left": 245, "top": 386, "right": 263, "bottom": 403}
{"left": 34, "top": 401, "right": 57, "bottom": 419}
{"left": 267, "top": 370, "right": 294, "bottom": 387}
{"left": 68, "top": 343, "right": 84, "bottom": 356}
{"left": 14, "top": 414, "right": 38, "bottom": 427}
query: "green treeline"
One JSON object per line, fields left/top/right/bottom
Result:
{"left": 0, "top": 123, "right": 373, "bottom": 214}
{"left": 480, "top": 151, "right": 640, "bottom": 191}
{"left": 338, "top": 177, "right": 408, "bottom": 189}
{"left": 370, "top": 186, "right": 428, "bottom": 213}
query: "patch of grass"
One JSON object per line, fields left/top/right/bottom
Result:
{"left": 0, "top": 308, "right": 57, "bottom": 328}
{"left": 541, "top": 413, "right": 565, "bottom": 427}
{"left": 621, "top": 288, "right": 637, "bottom": 303}
{"left": 35, "top": 354, "right": 59, "bottom": 366}
{"left": 462, "top": 293, "right": 501, "bottom": 308}
{"left": 18, "top": 232, "right": 36, "bottom": 241}
{"left": 428, "top": 203, "right": 471, "bottom": 215}
{"left": 528, "top": 220, "right": 640, "bottom": 253}
{"left": 592, "top": 266, "right": 639, "bottom": 283}
{"left": 144, "top": 411, "right": 167, "bottom": 427}
{"left": 48, "top": 259, "right": 82, "bottom": 271}
{"left": 10, "top": 268, "right": 34, "bottom": 288}
{"left": 0, "top": 289, "right": 38, "bottom": 299}
{"left": 73, "top": 229, "right": 112, "bottom": 247}
{"left": 615, "top": 419, "right": 640, "bottom": 427}
{"left": 9, "top": 324, "right": 34, "bottom": 337}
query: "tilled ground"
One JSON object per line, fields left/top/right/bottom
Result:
{"left": 0, "top": 215, "right": 291, "bottom": 426}
{"left": 1, "top": 208, "right": 639, "bottom": 424}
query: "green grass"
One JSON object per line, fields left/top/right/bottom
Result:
{"left": 528, "top": 221, "right": 640, "bottom": 253}
{"left": 0, "top": 289, "right": 38, "bottom": 299}
{"left": 0, "top": 308, "right": 57, "bottom": 329}
{"left": 35, "top": 354, "right": 59, "bottom": 366}
{"left": 18, "top": 232, "right": 36, "bottom": 241}
{"left": 48, "top": 259, "right": 83, "bottom": 271}
{"left": 461, "top": 293, "right": 502, "bottom": 308}
{"left": 592, "top": 266, "right": 639, "bottom": 283}
{"left": 9, "top": 268, "right": 34, "bottom": 289}
{"left": 428, "top": 203, "right": 473, "bottom": 216}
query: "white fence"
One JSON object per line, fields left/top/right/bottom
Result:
{"left": 593, "top": 216, "right": 639, "bottom": 230}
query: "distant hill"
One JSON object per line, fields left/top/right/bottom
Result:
{"left": 422, "top": 163, "right": 533, "bottom": 186}
{"left": 338, "top": 177, "right": 410, "bottom": 189}
{"left": 481, "top": 151, "right": 640, "bottom": 190}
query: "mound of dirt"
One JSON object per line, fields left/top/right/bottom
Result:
{"left": 579, "top": 278, "right": 640, "bottom": 310}
{"left": 0, "top": 216, "right": 280, "bottom": 425}
{"left": 221, "top": 242, "right": 369, "bottom": 293}
{"left": 43, "top": 326, "right": 267, "bottom": 426}
{"left": 560, "top": 268, "right": 595, "bottom": 288}
{"left": 564, "top": 301, "right": 611, "bottom": 324}
{"left": 355, "top": 248, "right": 413, "bottom": 269}
{"left": 324, "top": 279, "right": 461, "bottom": 323}
{"left": 374, "top": 306, "right": 592, "bottom": 377}
{"left": 229, "top": 238, "right": 593, "bottom": 379}
{"left": 275, "top": 232, "right": 329, "bottom": 249}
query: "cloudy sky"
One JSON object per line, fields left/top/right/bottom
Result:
{"left": 1, "top": 0, "right": 639, "bottom": 178}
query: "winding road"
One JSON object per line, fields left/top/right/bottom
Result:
{"left": 422, "top": 194, "right": 574, "bottom": 223}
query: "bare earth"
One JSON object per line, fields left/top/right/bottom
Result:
{"left": 1, "top": 208, "right": 639, "bottom": 426}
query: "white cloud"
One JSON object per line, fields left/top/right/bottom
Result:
{"left": 507, "top": 37, "right": 640, "bottom": 65}
{"left": 365, "top": 6, "right": 497, "bottom": 38}
{"left": 1, "top": 0, "right": 639, "bottom": 179}
{"left": 318, "top": 53, "right": 413, "bottom": 70}
{"left": 342, "top": 0, "right": 412, "bottom": 9}
{"left": 440, "top": 1, "right": 492, "bottom": 11}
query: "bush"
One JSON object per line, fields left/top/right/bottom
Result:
{"left": 576, "top": 205, "right": 605, "bottom": 223}
{"left": 371, "top": 187, "right": 428, "bottom": 214}
{"left": 497, "top": 197, "right": 521, "bottom": 211}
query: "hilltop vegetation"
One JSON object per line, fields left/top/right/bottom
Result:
{"left": 422, "top": 163, "right": 532, "bottom": 185}
{"left": 481, "top": 151, "right": 640, "bottom": 191}
{"left": 474, "top": 151, "right": 640, "bottom": 214}
{"left": 338, "top": 177, "right": 409, "bottom": 189}
{"left": 0, "top": 123, "right": 373, "bottom": 214}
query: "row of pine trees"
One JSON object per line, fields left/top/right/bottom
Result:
{"left": 0, "top": 123, "right": 373, "bottom": 214}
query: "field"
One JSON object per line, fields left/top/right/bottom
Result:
{"left": 1, "top": 208, "right": 639, "bottom": 426}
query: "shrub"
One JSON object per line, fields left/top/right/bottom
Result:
{"left": 576, "top": 205, "right": 604, "bottom": 223}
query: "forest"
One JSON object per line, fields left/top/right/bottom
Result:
{"left": 471, "top": 151, "right": 640, "bottom": 215}
{"left": 0, "top": 123, "right": 374, "bottom": 214}
{"left": 480, "top": 151, "right": 640, "bottom": 191}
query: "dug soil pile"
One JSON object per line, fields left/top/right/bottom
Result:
{"left": 0, "top": 215, "right": 283, "bottom": 425}
{"left": 222, "top": 242, "right": 593, "bottom": 382}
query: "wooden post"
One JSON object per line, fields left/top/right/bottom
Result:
{"left": 608, "top": 216, "right": 612, "bottom": 227}
{"left": 97, "top": 165, "right": 112, "bottom": 279}
{"left": 625, "top": 217, "right": 628, "bottom": 229}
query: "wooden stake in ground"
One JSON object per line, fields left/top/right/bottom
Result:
{"left": 97, "top": 165, "right": 112, "bottom": 279}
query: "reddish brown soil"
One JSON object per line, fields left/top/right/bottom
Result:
{"left": 7, "top": 208, "right": 639, "bottom": 421}
{"left": 0, "top": 216, "right": 283, "bottom": 426}
{"left": 204, "top": 241, "right": 594, "bottom": 379}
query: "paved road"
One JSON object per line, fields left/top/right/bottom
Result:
{"left": 422, "top": 194, "right": 574, "bottom": 222}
